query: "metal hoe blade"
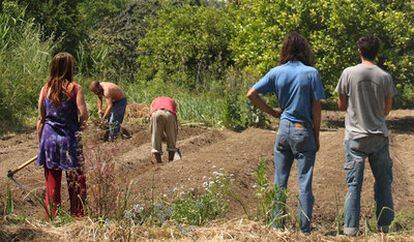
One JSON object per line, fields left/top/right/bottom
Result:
{"left": 7, "top": 170, "right": 27, "bottom": 190}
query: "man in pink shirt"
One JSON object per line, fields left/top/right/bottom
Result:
{"left": 150, "top": 96, "right": 178, "bottom": 163}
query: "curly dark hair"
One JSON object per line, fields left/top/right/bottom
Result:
{"left": 279, "top": 32, "right": 314, "bottom": 66}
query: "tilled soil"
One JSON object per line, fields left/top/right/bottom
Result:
{"left": 0, "top": 109, "right": 413, "bottom": 235}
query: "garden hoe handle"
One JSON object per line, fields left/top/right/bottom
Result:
{"left": 7, "top": 155, "right": 37, "bottom": 178}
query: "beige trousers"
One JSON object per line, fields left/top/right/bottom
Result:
{"left": 150, "top": 110, "right": 177, "bottom": 154}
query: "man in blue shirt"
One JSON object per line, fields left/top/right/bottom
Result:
{"left": 247, "top": 32, "right": 325, "bottom": 233}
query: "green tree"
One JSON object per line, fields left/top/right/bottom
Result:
{"left": 137, "top": 1, "right": 235, "bottom": 90}
{"left": 231, "top": 0, "right": 414, "bottom": 104}
{"left": 89, "top": 0, "right": 160, "bottom": 81}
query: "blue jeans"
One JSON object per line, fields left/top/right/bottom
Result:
{"left": 343, "top": 135, "right": 394, "bottom": 235}
{"left": 108, "top": 98, "right": 127, "bottom": 141}
{"left": 273, "top": 119, "right": 317, "bottom": 233}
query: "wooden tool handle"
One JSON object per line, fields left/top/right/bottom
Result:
{"left": 8, "top": 156, "right": 37, "bottom": 177}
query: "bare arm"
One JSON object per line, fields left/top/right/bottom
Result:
{"left": 384, "top": 97, "right": 392, "bottom": 117}
{"left": 337, "top": 94, "right": 348, "bottom": 111}
{"left": 102, "top": 97, "right": 113, "bottom": 119}
{"left": 76, "top": 87, "right": 89, "bottom": 130}
{"left": 36, "top": 87, "right": 46, "bottom": 142}
{"left": 97, "top": 96, "right": 103, "bottom": 117}
{"left": 312, "top": 100, "right": 322, "bottom": 151}
{"left": 246, "top": 88, "right": 280, "bottom": 118}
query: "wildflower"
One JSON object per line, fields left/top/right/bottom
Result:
{"left": 132, "top": 204, "right": 144, "bottom": 215}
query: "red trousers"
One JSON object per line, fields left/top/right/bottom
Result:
{"left": 44, "top": 166, "right": 87, "bottom": 218}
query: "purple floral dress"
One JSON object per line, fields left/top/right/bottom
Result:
{"left": 37, "top": 86, "right": 83, "bottom": 170}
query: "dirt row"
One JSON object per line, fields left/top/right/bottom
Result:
{"left": 0, "top": 110, "right": 413, "bottom": 234}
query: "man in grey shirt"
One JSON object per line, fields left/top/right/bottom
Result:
{"left": 336, "top": 35, "right": 397, "bottom": 236}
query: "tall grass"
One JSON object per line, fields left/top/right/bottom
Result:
{"left": 0, "top": 3, "right": 54, "bottom": 135}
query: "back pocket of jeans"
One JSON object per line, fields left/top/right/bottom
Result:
{"left": 292, "top": 128, "right": 315, "bottom": 152}
{"left": 275, "top": 134, "right": 288, "bottom": 151}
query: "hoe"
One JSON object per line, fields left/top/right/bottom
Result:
{"left": 6, "top": 155, "right": 37, "bottom": 188}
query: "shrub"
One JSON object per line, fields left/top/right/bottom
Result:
{"left": 223, "top": 68, "right": 270, "bottom": 131}
{"left": 223, "top": 91, "right": 246, "bottom": 131}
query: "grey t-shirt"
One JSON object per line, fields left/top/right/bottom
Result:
{"left": 336, "top": 64, "right": 398, "bottom": 140}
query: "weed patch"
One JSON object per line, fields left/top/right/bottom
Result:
{"left": 123, "top": 171, "right": 232, "bottom": 226}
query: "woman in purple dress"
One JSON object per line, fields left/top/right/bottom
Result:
{"left": 36, "top": 52, "right": 88, "bottom": 218}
